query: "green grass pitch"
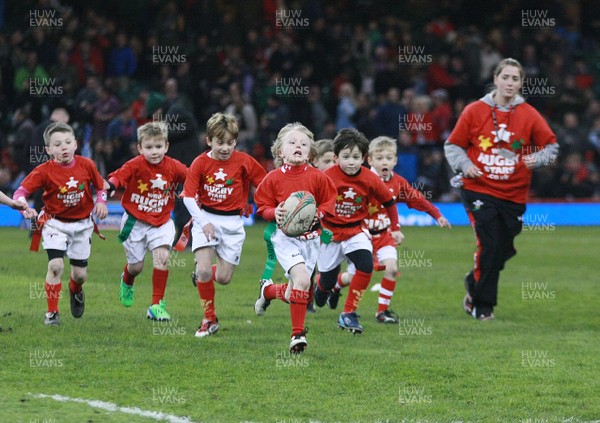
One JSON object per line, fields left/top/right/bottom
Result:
{"left": 0, "top": 224, "right": 598, "bottom": 422}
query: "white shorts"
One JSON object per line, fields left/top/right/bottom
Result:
{"left": 317, "top": 232, "right": 372, "bottom": 272}
{"left": 191, "top": 210, "right": 245, "bottom": 265}
{"left": 120, "top": 213, "right": 175, "bottom": 264}
{"left": 347, "top": 245, "right": 397, "bottom": 275}
{"left": 42, "top": 217, "right": 94, "bottom": 260}
{"left": 271, "top": 228, "right": 320, "bottom": 278}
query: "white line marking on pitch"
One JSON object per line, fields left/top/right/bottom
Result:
{"left": 29, "top": 393, "right": 197, "bottom": 423}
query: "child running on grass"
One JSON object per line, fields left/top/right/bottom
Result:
{"left": 314, "top": 129, "right": 403, "bottom": 334}
{"left": 254, "top": 123, "right": 337, "bottom": 353}
{"left": 13, "top": 122, "right": 108, "bottom": 325}
{"left": 332, "top": 136, "right": 451, "bottom": 323}
{"left": 107, "top": 121, "right": 188, "bottom": 321}
{"left": 182, "top": 112, "right": 266, "bottom": 338}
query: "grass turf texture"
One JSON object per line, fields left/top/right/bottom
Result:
{"left": 0, "top": 224, "right": 598, "bottom": 423}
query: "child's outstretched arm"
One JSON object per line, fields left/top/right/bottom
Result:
{"left": 12, "top": 186, "right": 38, "bottom": 219}
{"left": 0, "top": 190, "right": 27, "bottom": 210}
{"left": 436, "top": 216, "right": 451, "bottom": 228}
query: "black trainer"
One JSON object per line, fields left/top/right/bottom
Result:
{"left": 338, "top": 312, "right": 363, "bottom": 334}
{"left": 314, "top": 285, "right": 328, "bottom": 308}
{"left": 70, "top": 288, "right": 85, "bottom": 318}
{"left": 290, "top": 328, "right": 308, "bottom": 354}
{"left": 44, "top": 311, "right": 60, "bottom": 326}
{"left": 375, "top": 309, "right": 399, "bottom": 323}
{"left": 473, "top": 306, "right": 494, "bottom": 321}
{"left": 327, "top": 290, "right": 341, "bottom": 309}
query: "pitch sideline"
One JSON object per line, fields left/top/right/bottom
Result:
{"left": 29, "top": 393, "right": 197, "bottom": 423}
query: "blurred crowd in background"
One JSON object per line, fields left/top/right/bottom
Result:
{"left": 1, "top": 0, "right": 600, "bottom": 202}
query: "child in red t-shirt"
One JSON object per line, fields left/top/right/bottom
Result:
{"left": 14, "top": 122, "right": 108, "bottom": 325}
{"left": 182, "top": 113, "right": 267, "bottom": 338}
{"left": 315, "top": 129, "right": 403, "bottom": 334}
{"left": 333, "top": 136, "right": 451, "bottom": 323}
{"left": 254, "top": 123, "right": 337, "bottom": 353}
{"left": 108, "top": 121, "right": 188, "bottom": 321}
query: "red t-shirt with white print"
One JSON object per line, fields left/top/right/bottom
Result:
{"left": 20, "top": 156, "right": 104, "bottom": 220}
{"left": 322, "top": 164, "right": 400, "bottom": 242}
{"left": 108, "top": 155, "right": 187, "bottom": 226}
{"left": 448, "top": 100, "right": 556, "bottom": 203}
{"left": 183, "top": 150, "right": 266, "bottom": 212}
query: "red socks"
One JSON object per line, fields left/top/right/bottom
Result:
{"left": 69, "top": 277, "right": 82, "bottom": 294}
{"left": 196, "top": 280, "right": 216, "bottom": 320}
{"left": 289, "top": 289, "right": 308, "bottom": 336}
{"left": 333, "top": 273, "right": 349, "bottom": 292}
{"left": 343, "top": 270, "right": 372, "bottom": 313}
{"left": 45, "top": 282, "right": 61, "bottom": 312}
{"left": 377, "top": 277, "right": 397, "bottom": 313}
{"left": 151, "top": 268, "right": 168, "bottom": 305}
{"left": 123, "top": 265, "right": 135, "bottom": 285}
{"left": 265, "top": 283, "right": 289, "bottom": 303}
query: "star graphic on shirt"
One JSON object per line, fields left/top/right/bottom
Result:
{"left": 137, "top": 180, "right": 148, "bottom": 194}
{"left": 491, "top": 123, "right": 512, "bottom": 143}
{"left": 355, "top": 196, "right": 363, "bottom": 204}
{"left": 150, "top": 174, "right": 167, "bottom": 190}
{"left": 206, "top": 176, "right": 214, "bottom": 184}
{"left": 59, "top": 186, "right": 68, "bottom": 194}
{"left": 478, "top": 135, "right": 493, "bottom": 152}
{"left": 225, "top": 178, "right": 234, "bottom": 186}
{"left": 368, "top": 203, "right": 380, "bottom": 215}
{"left": 511, "top": 139, "right": 523, "bottom": 150}
{"left": 78, "top": 183, "right": 85, "bottom": 190}
{"left": 65, "top": 177, "right": 78, "bottom": 188}
{"left": 337, "top": 194, "right": 343, "bottom": 201}
{"left": 214, "top": 168, "right": 227, "bottom": 181}
{"left": 343, "top": 188, "right": 357, "bottom": 199}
